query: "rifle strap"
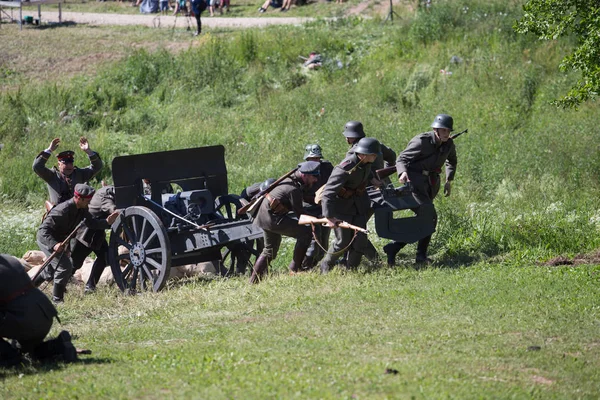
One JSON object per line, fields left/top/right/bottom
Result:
{"left": 309, "top": 223, "right": 358, "bottom": 257}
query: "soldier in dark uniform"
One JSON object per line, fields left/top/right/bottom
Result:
{"left": 384, "top": 114, "right": 457, "bottom": 265}
{"left": 0, "top": 254, "right": 77, "bottom": 365}
{"left": 36, "top": 183, "right": 120, "bottom": 303}
{"left": 240, "top": 178, "right": 275, "bottom": 203}
{"left": 72, "top": 184, "right": 117, "bottom": 293}
{"left": 33, "top": 137, "right": 103, "bottom": 206}
{"left": 300, "top": 144, "right": 334, "bottom": 270}
{"left": 249, "top": 161, "right": 321, "bottom": 283}
{"left": 320, "top": 137, "right": 381, "bottom": 273}
{"left": 343, "top": 120, "right": 397, "bottom": 185}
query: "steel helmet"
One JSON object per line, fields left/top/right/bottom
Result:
{"left": 303, "top": 144, "right": 323, "bottom": 160}
{"left": 259, "top": 178, "right": 276, "bottom": 192}
{"left": 431, "top": 114, "right": 454, "bottom": 131}
{"left": 342, "top": 121, "right": 366, "bottom": 139}
{"left": 353, "top": 137, "right": 381, "bottom": 156}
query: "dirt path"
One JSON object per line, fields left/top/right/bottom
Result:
{"left": 34, "top": 0, "right": 403, "bottom": 28}
{"left": 37, "top": 11, "right": 318, "bottom": 28}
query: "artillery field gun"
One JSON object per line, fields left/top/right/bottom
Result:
{"left": 108, "top": 145, "right": 263, "bottom": 292}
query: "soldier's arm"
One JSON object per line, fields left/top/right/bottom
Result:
{"left": 32, "top": 151, "right": 56, "bottom": 183}
{"left": 38, "top": 216, "right": 61, "bottom": 250}
{"left": 321, "top": 166, "right": 350, "bottom": 218}
{"left": 84, "top": 211, "right": 110, "bottom": 230}
{"left": 395, "top": 137, "right": 423, "bottom": 175}
{"left": 445, "top": 143, "right": 457, "bottom": 181}
{"left": 289, "top": 189, "right": 305, "bottom": 218}
{"left": 79, "top": 151, "right": 103, "bottom": 181}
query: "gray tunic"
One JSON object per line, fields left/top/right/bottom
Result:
{"left": 33, "top": 150, "right": 103, "bottom": 205}
{"left": 322, "top": 153, "right": 372, "bottom": 219}
{"left": 253, "top": 176, "right": 311, "bottom": 260}
{"left": 396, "top": 131, "right": 457, "bottom": 203}
{"left": 76, "top": 185, "right": 117, "bottom": 250}
{"left": 0, "top": 254, "right": 57, "bottom": 352}
{"left": 37, "top": 199, "right": 110, "bottom": 285}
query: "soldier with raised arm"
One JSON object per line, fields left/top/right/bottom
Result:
{"left": 33, "top": 137, "right": 103, "bottom": 206}
{"left": 384, "top": 113, "right": 457, "bottom": 265}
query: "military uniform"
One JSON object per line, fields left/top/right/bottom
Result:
{"left": 385, "top": 129, "right": 457, "bottom": 263}
{"left": 249, "top": 162, "right": 320, "bottom": 283}
{"left": 33, "top": 150, "right": 103, "bottom": 205}
{"left": 320, "top": 152, "right": 378, "bottom": 272}
{"left": 36, "top": 192, "right": 110, "bottom": 302}
{"left": 0, "top": 254, "right": 57, "bottom": 361}
{"left": 348, "top": 141, "right": 396, "bottom": 180}
{"left": 73, "top": 185, "right": 117, "bottom": 291}
{"left": 301, "top": 160, "right": 334, "bottom": 269}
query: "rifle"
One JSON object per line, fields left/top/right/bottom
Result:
{"left": 375, "top": 128, "right": 468, "bottom": 180}
{"left": 32, "top": 220, "right": 86, "bottom": 283}
{"left": 238, "top": 167, "right": 299, "bottom": 215}
{"left": 298, "top": 214, "right": 369, "bottom": 234}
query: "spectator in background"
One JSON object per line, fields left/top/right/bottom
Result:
{"left": 160, "top": 0, "right": 169, "bottom": 14}
{"left": 208, "top": 0, "right": 219, "bottom": 16}
{"left": 173, "top": 0, "right": 188, "bottom": 15}
{"left": 219, "top": 0, "right": 229, "bottom": 14}
{"left": 258, "top": 0, "right": 281, "bottom": 13}
{"left": 190, "top": 0, "right": 207, "bottom": 35}
{"left": 280, "top": 0, "right": 292, "bottom": 11}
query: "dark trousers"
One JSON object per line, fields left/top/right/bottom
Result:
{"left": 321, "top": 213, "right": 376, "bottom": 269}
{"left": 71, "top": 239, "right": 109, "bottom": 288}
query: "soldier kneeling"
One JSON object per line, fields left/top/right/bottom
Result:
{"left": 0, "top": 254, "right": 77, "bottom": 366}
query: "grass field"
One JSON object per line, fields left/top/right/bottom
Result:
{"left": 1, "top": 0, "right": 599, "bottom": 397}
{"left": 2, "top": 264, "right": 599, "bottom": 398}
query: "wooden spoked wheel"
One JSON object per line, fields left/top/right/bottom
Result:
{"left": 108, "top": 206, "right": 171, "bottom": 293}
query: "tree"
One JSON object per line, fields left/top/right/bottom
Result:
{"left": 514, "top": 0, "right": 599, "bottom": 108}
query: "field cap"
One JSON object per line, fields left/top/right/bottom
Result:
{"left": 74, "top": 183, "right": 95, "bottom": 199}
{"left": 298, "top": 161, "right": 321, "bottom": 176}
{"left": 57, "top": 150, "right": 75, "bottom": 162}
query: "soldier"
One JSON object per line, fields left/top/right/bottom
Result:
{"left": 35, "top": 183, "right": 120, "bottom": 303}
{"left": 240, "top": 178, "right": 276, "bottom": 203}
{"left": 320, "top": 137, "right": 381, "bottom": 273}
{"left": 249, "top": 161, "right": 321, "bottom": 283}
{"left": 0, "top": 254, "right": 77, "bottom": 366}
{"left": 343, "top": 120, "right": 397, "bottom": 185}
{"left": 384, "top": 113, "right": 457, "bottom": 265}
{"left": 72, "top": 184, "right": 117, "bottom": 293}
{"left": 33, "top": 137, "right": 103, "bottom": 206}
{"left": 300, "top": 144, "right": 334, "bottom": 270}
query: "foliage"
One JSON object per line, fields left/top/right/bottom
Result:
{"left": 514, "top": 0, "right": 600, "bottom": 108}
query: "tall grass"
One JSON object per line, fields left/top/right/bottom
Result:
{"left": 1, "top": 0, "right": 599, "bottom": 262}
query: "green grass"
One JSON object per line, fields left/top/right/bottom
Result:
{"left": 1, "top": 264, "right": 599, "bottom": 398}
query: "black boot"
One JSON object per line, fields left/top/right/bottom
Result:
{"left": 249, "top": 255, "right": 269, "bottom": 284}
{"left": 383, "top": 242, "right": 405, "bottom": 266}
{"left": 288, "top": 243, "right": 309, "bottom": 273}
{"left": 0, "top": 339, "right": 22, "bottom": 367}
{"left": 32, "top": 331, "right": 77, "bottom": 363}
{"left": 320, "top": 259, "right": 331, "bottom": 274}
{"left": 416, "top": 235, "right": 432, "bottom": 264}
{"left": 52, "top": 283, "right": 66, "bottom": 304}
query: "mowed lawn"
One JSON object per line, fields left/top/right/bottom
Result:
{"left": 1, "top": 264, "right": 599, "bottom": 398}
